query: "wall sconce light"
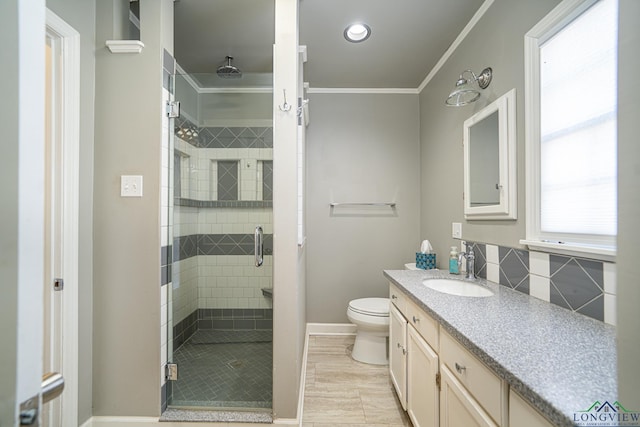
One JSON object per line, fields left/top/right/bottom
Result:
{"left": 445, "top": 67, "right": 493, "bottom": 106}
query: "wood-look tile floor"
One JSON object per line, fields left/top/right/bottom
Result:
{"left": 302, "top": 335, "right": 412, "bottom": 427}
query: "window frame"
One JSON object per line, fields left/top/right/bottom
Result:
{"left": 521, "top": 0, "right": 617, "bottom": 262}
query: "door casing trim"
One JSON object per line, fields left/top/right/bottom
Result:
{"left": 45, "top": 9, "right": 80, "bottom": 427}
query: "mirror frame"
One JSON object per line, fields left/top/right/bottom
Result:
{"left": 463, "top": 88, "right": 517, "bottom": 220}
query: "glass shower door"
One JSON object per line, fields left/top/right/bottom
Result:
{"left": 166, "top": 70, "right": 274, "bottom": 411}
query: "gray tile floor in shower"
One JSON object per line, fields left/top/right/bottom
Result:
{"left": 169, "top": 329, "right": 273, "bottom": 409}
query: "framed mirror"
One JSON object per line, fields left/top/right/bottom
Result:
{"left": 463, "top": 88, "right": 516, "bottom": 220}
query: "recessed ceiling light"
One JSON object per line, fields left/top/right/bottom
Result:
{"left": 344, "top": 23, "right": 371, "bottom": 43}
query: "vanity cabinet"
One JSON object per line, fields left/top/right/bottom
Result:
{"left": 509, "top": 391, "right": 554, "bottom": 427}
{"left": 389, "top": 283, "right": 508, "bottom": 427}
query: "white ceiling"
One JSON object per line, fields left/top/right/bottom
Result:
{"left": 173, "top": 0, "right": 485, "bottom": 89}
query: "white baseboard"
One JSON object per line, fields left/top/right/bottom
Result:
{"left": 272, "top": 418, "right": 299, "bottom": 425}
{"left": 83, "top": 416, "right": 158, "bottom": 426}
{"left": 305, "top": 322, "right": 356, "bottom": 336}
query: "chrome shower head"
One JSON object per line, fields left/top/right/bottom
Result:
{"left": 216, "top": 56, "right": 242, "bottom": 79}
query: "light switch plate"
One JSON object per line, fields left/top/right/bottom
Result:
{"left": 121, "top": 175, "right": 143, "bottom": 197}
{"left": 452, "top": 222, "right": 462, "bottom": 239}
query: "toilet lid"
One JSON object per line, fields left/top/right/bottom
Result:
{"left": 349, "top": 298, "right": 390, "bottom": 317}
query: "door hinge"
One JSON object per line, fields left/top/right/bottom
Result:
{"left": 166, "top": 101, "right": 180, "bottom": 118}
{"left": 53, "top": 278, "right": 64, "bottom": 291}
{"left": 436, "top": 372, "right": 441, "bottom": 390}
{"left": 166, "top": 363, "right": 178, "bottom": 381}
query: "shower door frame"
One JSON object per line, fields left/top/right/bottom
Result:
{"left": 165, "top": 71, "right": 275, "bottom": 411}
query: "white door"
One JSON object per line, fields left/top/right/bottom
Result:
{"left": 0, "top": 1, "right": 46, "bottom": 425}
{"left": 407, "top": 326, "right": 439, "bottom": 427}
{"left": 43, "top": 10, "right": 81, "bottom": 427}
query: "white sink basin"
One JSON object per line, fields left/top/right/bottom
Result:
{"left": 423, "top": 279, "right": 493, "bottom": 297}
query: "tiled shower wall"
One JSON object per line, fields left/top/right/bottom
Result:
{"left": 174, "top": 118, "right": 273, "bottom": 203}
{"left": 172, "top": 121, "right": 274, "bottom": 334}
{"left": 464, "top": 241, "right": 616, "bottom": 325}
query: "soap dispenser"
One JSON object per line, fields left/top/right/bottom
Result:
{"left": 449, "top": 246, "right": 459, "bottom": 274}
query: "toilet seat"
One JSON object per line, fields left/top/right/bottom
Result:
{"left": 348, "top": 298, "right": 389, "bottom": 317}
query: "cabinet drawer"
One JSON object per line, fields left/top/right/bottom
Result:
{"left": 440, "top": 328, "right": 504, "bottom": 424}
{"left": 406, "top": 299, "right": 439, "bottom": 352}
{"left": 389, "top": 283, "right": 408, "bottom": 313}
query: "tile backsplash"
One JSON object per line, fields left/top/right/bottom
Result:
{"left": 465, "top": 241, "right": 616, "bottom": 325}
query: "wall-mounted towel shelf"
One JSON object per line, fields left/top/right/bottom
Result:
{"left": 330, "top": 202, "right": 396, "bottom": 207}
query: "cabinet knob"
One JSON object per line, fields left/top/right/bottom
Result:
{"left": 391, "top": 294, "right": 397, "bottom": 300}
{"left": 455, "top": 362, "right": 467, "bottom": 374}
{"left": 412, "top": 316, "right": 420, "bottom": 323}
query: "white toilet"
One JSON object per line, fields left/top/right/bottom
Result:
{"left": 347, "top": 297, "right": 390, "bottom": 365}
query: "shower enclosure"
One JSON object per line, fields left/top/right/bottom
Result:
{"left": 166, "top": 68, "right": 274, "bottom": 411}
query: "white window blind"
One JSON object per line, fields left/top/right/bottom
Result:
{"left": 539, "top": 0, "right": 617, "bottom": 241}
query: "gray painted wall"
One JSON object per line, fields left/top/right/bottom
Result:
{"left": 93, "top": 0, "right": 172, "bottom": 416}
{"left": 175, "top": 73, "right": 199, "bottom": 121}
{"left": 199, "top": 92, "right": 273, "bottom": 124}
{"left": 305, "top": 93, "right": 421, "bottom": 323}
{"left": 617, "top": 0, "right": 640, "bottom": 410}
{"left": 419, "top": 0, "right": 560, "bottom": 261}
{"left": 419, "top": 0, "right": 640, "bottom": 406}
{"left": 272, "top": 0, "right": 306, "bottom": 416}
{"left": 44, "top": 0, "right": 96, "bottom": 422}
{"left": 174, "top": 75, "right": 272, "bottom": 125}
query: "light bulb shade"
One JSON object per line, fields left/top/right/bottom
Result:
{"left": 445, "top": 81, "right": 481, "bottom": 106}
{"left": 445, "top": 67, "right": 493, "bottom": 106}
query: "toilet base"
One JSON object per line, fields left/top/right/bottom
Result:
{"left": 351, "top": 331, "right": 389, "bottom": 365}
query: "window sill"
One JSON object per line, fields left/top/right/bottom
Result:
{"left": 519, "top": 239, "right": 616, "bottom": 262}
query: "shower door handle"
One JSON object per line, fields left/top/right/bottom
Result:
{"left": 255, "top": 226, "right": 264, "bottom": 267}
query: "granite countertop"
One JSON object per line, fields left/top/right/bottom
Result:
{"left": 383, "top": 269, "right": 617, "bottom": 427}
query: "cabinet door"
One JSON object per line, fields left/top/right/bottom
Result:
{"left": 509, "top": 391, "right": 554, "bottom": 427}
{"left": 407, "top": 325, "right": 439, "bottom": 427}
{"left": 389, "top": 304, "right": 407, "bottom": 410}
{"left": 440, "top": 365, "right": 498, "bottom": 427}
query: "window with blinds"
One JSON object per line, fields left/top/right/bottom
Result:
{"left": 524, "top": 0, "right": 617, "bottom": 258}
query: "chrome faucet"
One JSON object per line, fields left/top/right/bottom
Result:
{"left": 458, "top": 244, "right": 476, "bottom": 280}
